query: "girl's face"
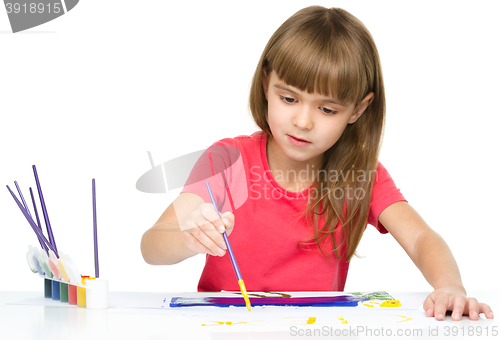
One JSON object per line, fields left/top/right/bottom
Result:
{"left": 263, "top": 70, "right": 373, "bottom": 169}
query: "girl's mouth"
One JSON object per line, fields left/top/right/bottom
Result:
{"left": 287, "top": 134, "right": 311, "bottom": 147}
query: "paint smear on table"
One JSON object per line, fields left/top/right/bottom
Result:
{"left": 170, "top": 295, "right": 369, "bottom": 308}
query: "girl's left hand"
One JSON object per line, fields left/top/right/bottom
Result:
{"left": 423, "top": 286, "right": 494, "bottom": 321}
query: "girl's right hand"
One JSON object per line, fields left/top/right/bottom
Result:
{"left": 181, "top": 203, "right": 234, "bottom": 257}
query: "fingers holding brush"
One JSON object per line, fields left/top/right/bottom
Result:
{"left": 182, "top": 203, "right": 233, "bottom": 256}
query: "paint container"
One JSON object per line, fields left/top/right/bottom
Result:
{"left": 33, "top": 254, "right": 45, "bottom": 277}
{"left": 48, "top": 250, "right": 61, "bottom": 280}
{"left": 26, "top": 245, "right": 37, "bottom": 273}
{"left": 85, "top": 278, "right": 108, "bottom": 309}
{"left": 77, "top": 276, "right": 94, "bottom": 307}
{"left": 68, "top": 284, "right": 78, "bottom": 305}
{"left": 39, "top": 252, "right": 53, "bottom": 279}
{"left": 60, "top": 282, "right": 69, "bottom": 303}
{"left": 44, "top": 278, "right": 52, "bottom": 298}
{"left": 52, "top": 279, "right": 60, "bottom": 300}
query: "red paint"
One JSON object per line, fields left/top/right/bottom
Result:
{"left": 68, "top": 284, "right": 77, "bottom": 305}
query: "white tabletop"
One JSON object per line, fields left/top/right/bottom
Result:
{"left": 1, "top": 291, "right": 498, "bottom": 340}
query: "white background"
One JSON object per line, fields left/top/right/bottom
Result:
{"left": 1, "top": 0, "right": 499, "bottom": 296}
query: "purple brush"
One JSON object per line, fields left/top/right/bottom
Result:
{"left": 14, "top": 181, "right": 32, "bottom": 217}
{"left": 92, "top": 178, "right": 99, "bottom": 278}
{"left": 29, "top": 187, "right": 49, "bottom": 254}
{"left": 29, "top": 188, "right": 42, "bottom": 232}
{"left": 32, "top": 165, "right": 58, "bottom": 254}
{"left": 206, "top": 182, "right": 251, "bottom": 311}
{"left": 7, "top": 185, "right": 57, "bottom": 256}
{"left": 13, "top": 181, "right": 47, "bottom": 254}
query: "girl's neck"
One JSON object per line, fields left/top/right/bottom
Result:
{"left": 266, "top": 135, "right": 321, "bottom": 192}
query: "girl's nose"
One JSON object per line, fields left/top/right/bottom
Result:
{"left": 292, "top": 107, "right": 314, "bottom": 130}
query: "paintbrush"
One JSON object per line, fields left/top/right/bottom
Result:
{"left": 205, "top": 182, "right": 251, "bottom": 311}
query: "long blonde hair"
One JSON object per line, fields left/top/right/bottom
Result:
{"left": 249, "top": 6, "right": 385, "bottom": 262}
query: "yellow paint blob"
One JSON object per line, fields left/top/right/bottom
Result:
{"left": 380, "top": 300, "right": 401, "bottom": 307}
{"left": 338, "top": 317, "right": 348, "bottom": 324}
{"left": 306, "top": 317, "right": 316, "bottom": 324}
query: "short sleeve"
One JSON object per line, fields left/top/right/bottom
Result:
{"left": 180, "top": 138, "right": 248, "bottom": 213}
{"left": 367, "top": 162, "right": 407, "bottom": 233}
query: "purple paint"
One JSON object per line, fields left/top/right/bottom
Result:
{"left": 170, "top": 295, "right": 369, "bottom": 308}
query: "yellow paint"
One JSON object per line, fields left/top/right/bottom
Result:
{"left": 202, "top": 321, "right": 225, "bottom": 326}
{"left": 77, "top": 286, "right": 86, "bottom": 307}
{"left": 306, "top": 317, "right": 316, "bottom": 324}
{"left": 363, "top": 304, "right": 374, "bottom": 307}
{"left": 238, "top": 280, "right": 251, "bottom": 311}
{"left": 201, "top": 320, "right": 263, "bottom": 327}
{"left": 395, "top": 315, "right": 413, "bottom": 323}
{"left": 76, "top": 277, "right": 95, "bottom": 308}
{"left": 57, "top": 259, "right": 70, "bottom": 282}
{"left": 201, "top": 314, "right": 414, "bottom": 327}
{"left": 279, "top": 317, "right": 317, "bottom": 325}
{"left": 380, "top": 300, "right": 401, "bottom": 307}
{"left": 359, "top": 314, "right": 413, "bottom": 323}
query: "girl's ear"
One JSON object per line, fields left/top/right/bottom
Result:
{"left": 348, "top": 92, "right": 375, "bottom": 124}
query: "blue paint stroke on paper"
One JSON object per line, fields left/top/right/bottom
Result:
{"left": 170, "top": 295, "right": 369, "bottom": 308}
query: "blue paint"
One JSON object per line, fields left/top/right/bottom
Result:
{"left": 33, "top": 255, "right": 45, "bottom": 276}
{"left": 51, "top": 280, "right": 60, "bottom": 300}
{"left": 170, "top": 295, "right": 369, "bottom": 308}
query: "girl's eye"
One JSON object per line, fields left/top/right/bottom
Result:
{"left": 320, "top": 107, "right": 337, "bottom": 115}
{"left": 279, "top": 95, "right": 297, "bottom": 104}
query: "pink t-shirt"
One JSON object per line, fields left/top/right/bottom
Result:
{"left": 181, "top": 131, "right": 406, "bottom": 292}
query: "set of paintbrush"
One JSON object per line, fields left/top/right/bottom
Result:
{"left": 6, "top": 166, "right": 108, "bottom": 309}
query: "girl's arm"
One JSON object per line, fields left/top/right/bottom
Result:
{"left": 141, "top": 193, "right": 233, "bottom": 265}
{"left": 378, "top": 201, "right": 494, "bottom": 321}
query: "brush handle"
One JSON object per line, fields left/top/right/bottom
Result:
{"left": 92, "top": 179, "right": 99, "bottom": 279}
{"left": 33, "top": 165, "right": 58, "bottom": 254}
{"left": 205, "top": 182, "right": 243, "bottom": 281}
{"left": 221, "top": 231, "right": 242, "bottom": 281}
{"left": 7, "top": 185, "right": 57, "bottom": 256}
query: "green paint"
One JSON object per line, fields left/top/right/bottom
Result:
{"left": 60, "top": 282, "right": 69, "bottom": 302}
{"left": 360, "top": 292, "right": 394, "bottom": 300}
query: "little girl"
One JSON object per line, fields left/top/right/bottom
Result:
{"left": 141, "top": 6, "right": 493, "bottom": 321}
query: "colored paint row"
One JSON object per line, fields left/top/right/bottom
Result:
{"left": 28, "top": 245, "right": 108, "bottom": 309}
{"left": 44, "top": 276, "right": 108, "bottom": 308}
